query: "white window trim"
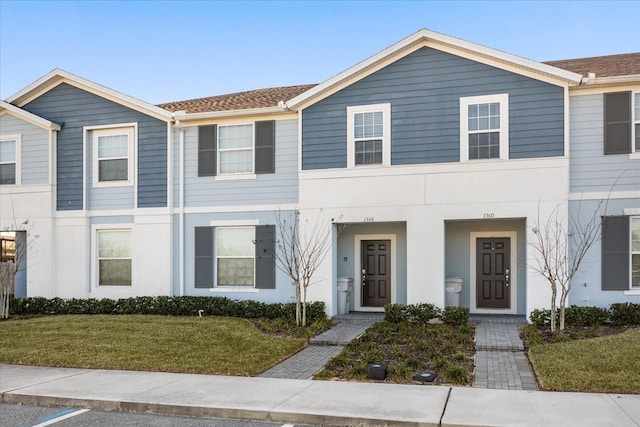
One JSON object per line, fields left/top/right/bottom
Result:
{"left": 92, "top": 225, "right": 133, "bottom": 289}
{"left": 216, "top": 123, "right": 255, "bottom": 176}
{"left": 0, "top": 134, "right": 21, "bottom": 185}
{"left": 630, "top": 216, "right": 640, "bottom": 291}
{"left": 460, "top": 93, "right": 509, "bottom": 162}
{"left": 346, "top": 103, "right": 391, "bottom": 168}
{"left": 213, "top": 225, "right": 256, "bottom": 289}
{"left": 91, "top": 125, "right": 136, "bottom": 188}
{"left": 630, "top": 91, "right": 640, "bottom": 160}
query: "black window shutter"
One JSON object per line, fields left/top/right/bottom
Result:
{"left": 602, "top": 216, "right": 629, "bottom": 291}
{"left": 198, "top": 125, "right": 217, "bottom": 176}
{"left": 255, "top": 121, "right": 275, "bottom": 174}
{"left": 195, "top": 226, "right": 214, "bottom": 288}
{"left": 255, "top": 224, "right": 276, "bottom": 289}
{"left": 604, "top": 92, "right": 631, "bottom": 155}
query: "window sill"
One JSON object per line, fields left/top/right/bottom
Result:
{"left": 93, "top": 181, "right": 134, "bottom": 188}
{"left": 210, "top": 287, "right": 259, "bottom": 293}
{"left": 215, "top": 174, "right": 257, "bottom": 181}
{"left": 624, "top": 289, "right": 640, "bottom": 296}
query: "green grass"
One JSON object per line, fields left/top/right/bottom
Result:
{"left": 0, "top": 315, "right": 306, "bottom": 376}
{"left": 529, "top": 328, "right": 640, "bottom": 394}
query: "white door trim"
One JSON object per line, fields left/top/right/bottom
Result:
{"left": 354, "top": 234, "right": 396, "bottom": 312}
{"left": 469, "top": 231, "right": 518, "bottom": 315}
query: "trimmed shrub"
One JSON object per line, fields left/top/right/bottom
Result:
{"left": 406, "top": 303, "right": 441, "bottom": 323}
{"left": 529, "top": 308, "right": 552, "bottom": 328}
{"left": 440, "top": 306, "right": 469, "bottom": 326}
{"left": 384, "top": 303, "right": 404, "bottom": 323}
{"left": 610, "top": 302, "right": 640, "bottom": 326}
{"left": 563, "top": 305, "right": 609, "bottom": 326}
{"left": 9, "top": 296, "right": 327, "bottom": 323}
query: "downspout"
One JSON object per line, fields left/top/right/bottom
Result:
{"left": 175, "top": 114, "right": 186, "bottom": 297}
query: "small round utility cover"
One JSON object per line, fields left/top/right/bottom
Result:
{"left": 413, "top": 372, "right": 437, "bottom": 382}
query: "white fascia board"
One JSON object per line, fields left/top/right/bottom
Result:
{"left": 581, "top": 75, "right": 640, "bottom": 86}
{"left": 0, "top": 101, "right": 62, "bottom": 130}
{"left": 285, "top": 29, "right": 583, "bottom": 109}
{"left": 173, "top": 106, "right": 286, "bottom": 122}
{"left": 6, "top": 69, "right": 173, "bottom": 122}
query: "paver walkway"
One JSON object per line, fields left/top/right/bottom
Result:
{"left": 471, "top": 316, "right": 538, "bottom": 391}
{"left": 261, "top": 313, "right": 538, "bottom": 391}
{"left": 259, "top": 316, "right": 381, "bottom": 379}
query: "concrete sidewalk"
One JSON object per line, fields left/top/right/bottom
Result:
{"left": 2, "top": 364, "right": 639, "bottom": 426}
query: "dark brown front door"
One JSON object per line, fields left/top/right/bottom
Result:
{"left": 476, "top": 238, "right": 510, "bottom": 309}
{"left": 361, "top": 240, "right": 391, "bottom": 307}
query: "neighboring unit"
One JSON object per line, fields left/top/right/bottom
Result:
{"left": 1, "top": 29, "right": 638, "bottom": 317}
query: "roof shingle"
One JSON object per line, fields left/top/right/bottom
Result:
{"left": 157, "top": 84, "right": 317, "bottom": 113}
{"left": 158, "top": 53, "right": 639, "bottom": 115}
{"left": 544, "top": 53, "right": 640, "bottom": 78}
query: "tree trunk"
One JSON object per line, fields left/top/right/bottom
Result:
{"left": 550, "top": 284, "right": 557, "bottom": 333}
{"left": 559, "top": 287, "right": 570, "bottom": 331}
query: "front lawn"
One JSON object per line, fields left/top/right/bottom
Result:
{"left": 315, "top": 320, "right": 475, "bottom": 385}
{"left": 0, "top": 315, "right": 306, "bottom": 376}
{"left": 525, "top": 326, "right": 640, "bottom": 394}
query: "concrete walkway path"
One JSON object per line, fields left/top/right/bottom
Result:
{"left": 3, "top": 364, "right": 640, "bottom": 426}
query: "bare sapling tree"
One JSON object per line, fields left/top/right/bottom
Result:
{"left": 529, "top": 200, "right": 605, "bottom": 332}
{"left": 0, "top": 222, "right": 29, "bottom": 319}
{"left": 272, "top": 210, "right": 335, "bottom": 326}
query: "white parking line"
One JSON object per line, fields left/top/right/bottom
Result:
{"left": 32, "top": 408, "right": 90, "bottom": 426}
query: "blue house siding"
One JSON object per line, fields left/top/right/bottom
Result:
{"left": 570, "top": 94, "right": 640, "bottom": 194}
{"left": 302, "top": 47, "right": 565, "bottom": 170}
{"left": 568, "top": 198, "right": 640, "bottom": 308}
{"left": 22, "top": 83, "right": 168, "bottom": 210}
{"left": 179, "top": 119, "right": 299, "bottom": 208}
{"left": 175, "top": 210, "right": 297, "bottom": 303}
{"left": 0, "top": 114, "right": 50, "bottom": 185}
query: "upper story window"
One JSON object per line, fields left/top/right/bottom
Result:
{"left": 460, "top": 94, "right": 509, "bottom": 161}
{"left": 93, "top": 126, "right": 135, "bottom": 187}
{"left": 218, "top": 124, "right": 253, "bottom": 174}
{"left": 346, "top": 103, "right": 391, "bottom": 168}
{"left": 0, "top": 135, "right": 20, "bottom": 185}
{"left": 604, "top": 91, "right": 640, "bottom": 157}
{"left": 97, "top": 229, "right": 132, "bottom": 286}
{"left": 198, "top": 121, "right": 275, "bottom": 178}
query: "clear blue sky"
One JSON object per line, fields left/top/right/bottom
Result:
{"left": 1, "top": 1, "right": 639, "bottom": 104}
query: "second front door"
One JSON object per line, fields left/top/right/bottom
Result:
{"left": 361, "top": 240, "right": 391, "bottom": 307}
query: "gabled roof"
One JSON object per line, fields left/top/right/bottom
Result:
{"left": 158, "top": 84, "right": 316, "bottom": 114}
{"left": 285, "top": 28, "right": 584, "bottom": 110}
{"left": 544, "top": 53, "right": 640, "bottom": 78}
{"left": 0, "top": 100, "right": 61, "bottom": 130}
{"left": 6, "top": 69, "right": 173, "bottom": 122}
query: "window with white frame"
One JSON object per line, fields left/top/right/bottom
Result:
{"left": 0, "top": 136, "right": 20, "bottom": 185}
{"left": 216, "top": 226, "right": 255, "bottom": 286}
{"left": 218, "top": 124, "right": 253, "bottom": 174}
{"left": 97, "top": 229, "right": 132, "bottom": 286}
{"left": 93, "top": 127, "right": 134, "bottom": 186}
{"left": 632, "top": 217, "right": 640, "bottom": 288}
{"left": 460, "top": 94, "right": 509, "bottom": 161}
{"left": 347, "top": 103, "right": 391, "bottom": 167}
